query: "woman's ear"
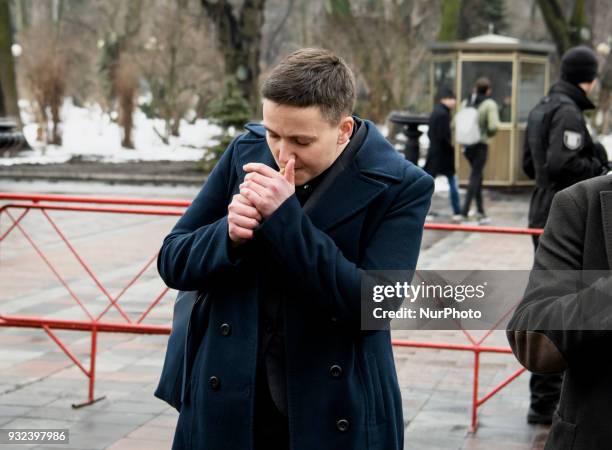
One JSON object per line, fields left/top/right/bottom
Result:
{"left": 337, "top": 116, "right": 354, "bottom": 144}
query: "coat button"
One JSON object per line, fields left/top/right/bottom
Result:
{"left": 220, "top": 323, "right": 231, "bottom": 336}
{"left": 209, "top": 376, "right": 220, "bottom": 390}
{"left": 330, "top": 365, "right": 343, "bottom": 378}
{"left": 336, "top": 419, "right": 350, "bottom": 432}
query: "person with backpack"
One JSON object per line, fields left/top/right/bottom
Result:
{"left": 521, "top": 45, "right": 608, "bottom": 426}
{"left": 456, "top": 77, "right": 499, "bottom": 224}
{"left": 424, "top": 88, "right": 461, "bottom": 221}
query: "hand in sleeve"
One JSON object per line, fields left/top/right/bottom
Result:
{"left": 157, "top": 136, "right": 247, "bottom": 291}
{"left": 239, "top": 157, "right": 296, "bottom": 219}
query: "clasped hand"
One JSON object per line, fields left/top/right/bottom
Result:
{"left": 227, "top": 157, "right": 295, "bottom": 245}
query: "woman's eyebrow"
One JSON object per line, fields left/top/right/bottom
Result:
{"left": 263, "top": 125, "right": 316, "bottom": 140}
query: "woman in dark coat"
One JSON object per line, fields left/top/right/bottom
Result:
{"left": 156, "top": 48, "right": 433, "bottom": 450}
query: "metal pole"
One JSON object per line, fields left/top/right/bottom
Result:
{"left": 470, "top": 348, "right": 481, "bottom": 433}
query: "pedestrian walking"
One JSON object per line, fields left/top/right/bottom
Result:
{"left": 424, "top": 88, "right": 461, "bottom": 222}
{"left": 456, "top": 77, "right": 500, "bottom": 224}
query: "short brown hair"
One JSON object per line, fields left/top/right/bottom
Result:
{"left": 261, "top": 48, "right": 356, "bottom": 124}
{"left": 475, "top": 77, "right": 491, "bottom": 95}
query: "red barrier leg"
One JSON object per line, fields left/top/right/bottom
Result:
{"left": 72, "top": 326, "right": 105, "bottom": 409}
{"left": 470, "top": 349, "right": 481, "bottom": 433}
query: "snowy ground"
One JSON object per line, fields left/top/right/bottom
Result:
{"left": 0, "top": 100, "right": 223, "bottom": 166}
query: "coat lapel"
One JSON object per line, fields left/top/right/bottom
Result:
{"left": 303, "top": 165, "right": 388, "bottom": 231}
{"left": 600, "top": 190, "right": 612, "bottom": 269}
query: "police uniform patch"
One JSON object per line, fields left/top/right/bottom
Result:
{"left": 563, "top": 130, "right": 583, "bottom": 150}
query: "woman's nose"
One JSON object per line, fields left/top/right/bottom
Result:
{"left": 277, "top": 142, "right": 293, "bottom": 165}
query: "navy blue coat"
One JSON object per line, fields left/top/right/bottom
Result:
{"left": 157, "top": 120, "right": 434, "bottom": 450}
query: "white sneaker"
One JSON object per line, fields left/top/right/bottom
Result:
{"left": 451, "top": 214, "right": 463, "bottom": 223}
{"left": 476, "top": 214, "right": 491, "bottom": 225}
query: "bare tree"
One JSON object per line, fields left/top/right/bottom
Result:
{"left": 96, "top": 0, "right": 144, "bottom": 148}
{"left": 589, "top": 0, "right": 612, "bottom": 134}
{"left": 537, "top": 0, "right": 591, "bottom": 57}
{"left": 321, "top": 0, "right": 440, "bottom": 122}
{"left": 115, "top": 55, "right": 139, "bottom": 148}
{"left": 138, "top": 0, "right": 224, "bottom": 143}
{"left": 20, "top": 24, "right": 66, "bottom": 145}
{"left": 0, "top": 0, "right": 22, "bottom": 126}
{"left": 536, "top": 0, "right": 611, "bottom": 133}
{"left": 200, "top": 0, "right": 266, "bottom": 113}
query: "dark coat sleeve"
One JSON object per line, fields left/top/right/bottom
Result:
{"left": 521, "top": 130, "right": 535, "bottom": 180}
{"left": 156, "top": 135, "right": 243, "bottom": 291}
{"left": 507, "top": 188, "right": 612, "bottom": 374}
{"left": 428, "top": 107, "right": 453, "bottom": 154}
{"left": 255, "top": 172, "right": 434, "bottom": 328}
{"left": 546, "top": 106, "right": 604, "bottom": 185}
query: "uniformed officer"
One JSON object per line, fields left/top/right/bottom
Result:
{"left": 522, "top": 45, "right": 608, "bottom": 425}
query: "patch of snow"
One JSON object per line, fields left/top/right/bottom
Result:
{"left": 467, "top": 34, "right": 519, "bottom": 44}
{"left": 1, "top": 100, "right": 223, "bottom": 166}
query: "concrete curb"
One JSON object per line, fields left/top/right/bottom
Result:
{"left": 0, "top": 171, "right": 205, "bottom": 185}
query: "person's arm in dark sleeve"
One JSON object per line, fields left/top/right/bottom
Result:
{"left": 427, "top": 109, "right": 441, "bottom": 144}
{"left": 440, "top": 109, "right": 454, "bottom": 152}
{"left": 428, "top": 108, "right": 453, "bottom": 155}
{"left": 507, "top": 188, "right": 611, "bottom": 374}
{"left": 255, "top": 171, "right": 434, "bottom": 328}
{"left": 157, "top": 135, "right": 244, "bottom": 291}
{"left": 546, "top": 107, "right": 605, "bottom": 183}
{"left": 522, "top": 130, "right": 535, "bottom": 179}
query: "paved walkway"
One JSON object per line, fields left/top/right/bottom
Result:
{"left": 0, "top": 180, "right": 550, "bottom": 449}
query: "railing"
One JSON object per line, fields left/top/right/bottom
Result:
{"left": 0, "top": 192, "right": 540, "bottom": 431}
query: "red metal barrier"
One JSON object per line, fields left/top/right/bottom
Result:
{"left": 0, "top": 193, "right": 184, "bottom": 407}
{"left": 0, "top": 192, "right": 539, "bottom": 430}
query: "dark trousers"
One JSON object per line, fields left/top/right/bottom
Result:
{"left": 253, "top": 366, "right": 290, "bottom": 450}
{"left": 462, "top": 143, "right": 488, "bottom": 216}
{"left": 529, "top": 235, "right": 563, "bottom": 414}
{"left": 530, "top": 372, "right": 562, "bottom": 414}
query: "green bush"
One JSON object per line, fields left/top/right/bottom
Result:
{"left": 201, "top": 78, "right": 252, "bottom": 173}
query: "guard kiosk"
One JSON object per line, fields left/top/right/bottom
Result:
{"left": 429, "top": 33, "right": 554, "bottom": 186}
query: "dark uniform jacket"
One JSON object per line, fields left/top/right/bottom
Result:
{"left": 424, "top": 102, "right": 454, "bottom": 177}
{"left": 507, "top": 175, "right": 612, "bottom": 449}
{"left": 156, "top": 120, "right": 434, "bottom": 450}
{"left": 523, "top": 80, "right": 607, "bottom": 229}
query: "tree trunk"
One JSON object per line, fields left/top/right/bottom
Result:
{"left": 598, "top": 52, "right": 612, "bottom": 134}
{"left": 438, "top": 0, "right": 461, "bottom": 41}
{"left": 114, "top": 0, "right": 142, "bottom": 149}
{"left": 0, "top": 0, "right": 22, "bottom": 127}
{"left": 50, "top": 101, "right": 62, "bottom": 146}
{"left": 537, "top": 0, "right": 591, "bottom": 57}
{"left": 171, "top": 116, "right": 181, "bottom": 137}
{"left": 201, "top": 0, "right": 266, "bottom": 114}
